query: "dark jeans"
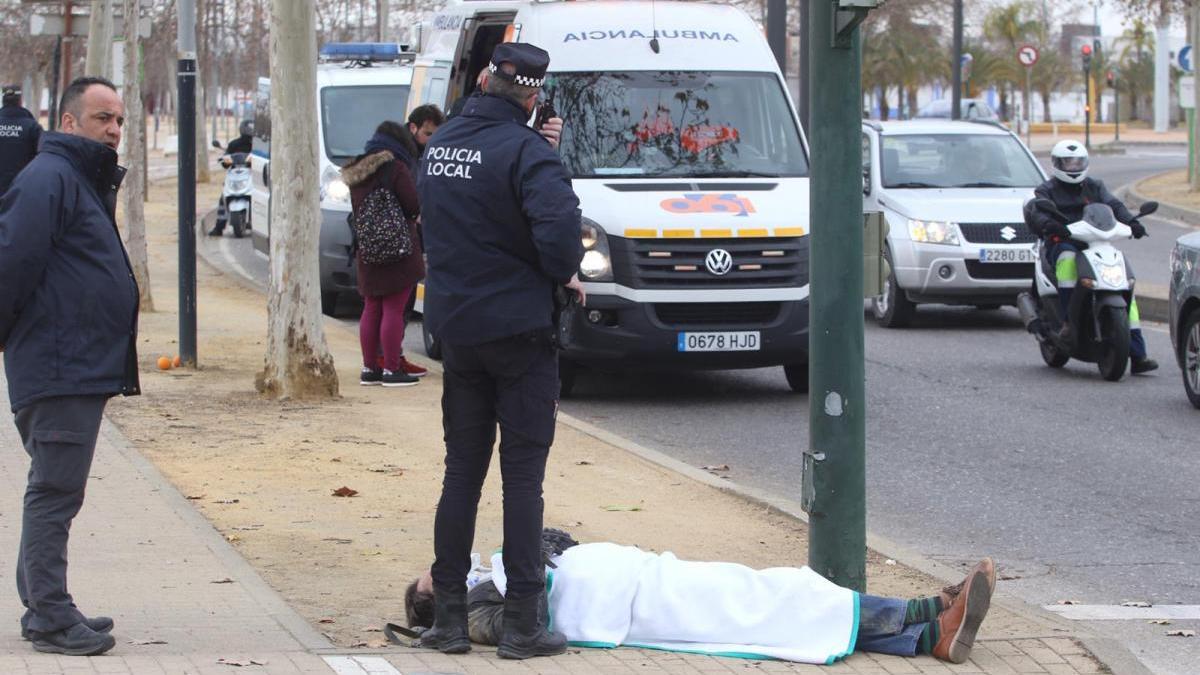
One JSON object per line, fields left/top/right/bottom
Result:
{"left": 855, "top": 594, "right": 926, "bottom": 657}
{"left": 432, "top": 330, "right": 559, "bottom": 601}
{"left": 14, "top": 395, "right": 108, "bottom": 634}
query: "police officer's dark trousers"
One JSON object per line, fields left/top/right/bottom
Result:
{"left": 14, "top": 394, "right": 108, "bottom": 635}
{"left": 432, "top": 330, "right": 558, "bottom": 601}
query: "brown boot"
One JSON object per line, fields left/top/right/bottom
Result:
{"left": 932, "top": 558, "right": 996, "bottom": 664}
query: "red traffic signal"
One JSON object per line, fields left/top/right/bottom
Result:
{"left": 1081, "top": 44, "right": 1093, "bottom": 56}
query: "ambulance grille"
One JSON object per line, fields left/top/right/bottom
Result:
{"left": 610, "top": 237, "right": 808, "bottom": 289}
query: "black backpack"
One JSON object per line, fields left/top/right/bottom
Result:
{"left": 347, "top": 161, "right": 413, "bottom": 265}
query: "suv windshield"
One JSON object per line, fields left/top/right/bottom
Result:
{"left": 320, "top": 85, "right": 410, "bottom": 165}
{"left": 880, "top": 133, "right": 1042, "bottom": 188}
{"left": 544, "top": 71, "right": 808, "bottom": 178}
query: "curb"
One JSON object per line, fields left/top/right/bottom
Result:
{"left": 1123, "top": 176, "right": 1200, "bottom": 228}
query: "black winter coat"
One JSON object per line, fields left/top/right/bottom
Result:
{"left": 0, "top": 132, "right": 140, "bottom": 412}
{"left": 417, "top": 94, "right": 584, "bottom": 346}
{"left": 0, "top": 103, "right": 43, "bottom": 196}
{"left": 1027, "top": 177, "right": 1136, "bottom": 239}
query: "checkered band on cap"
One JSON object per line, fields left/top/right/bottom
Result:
{"left": 488, "top": 62, "right": 545, "bottom": 88}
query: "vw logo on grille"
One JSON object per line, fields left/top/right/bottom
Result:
{"left": 1000, "top": 226, "right": 1018, "bottom": 242}
{"left": 705, "top": 249, "right": 733, "bottom": 276}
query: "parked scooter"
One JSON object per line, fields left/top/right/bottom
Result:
{"left": 1016, "top": 198, "right": 1158, "bottom": 381}
{"left": 211, "top": 139, "right": 252, "bottom": 238}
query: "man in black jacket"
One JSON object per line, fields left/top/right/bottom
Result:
{"left": 1026, "top": 139, "right": 1157, "bottom": 374}
{"left": 0, "top": 84, "right": 43, "bottom": 196}
{"left": 415, "top": 43, "right": 584, "bottom": 660}
{"left": 0, "top": 76, "right": 140, "bottom": 657}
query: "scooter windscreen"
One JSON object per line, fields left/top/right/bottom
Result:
{"left": 1081, "top": 203, "right": 1117, "bottom": 232}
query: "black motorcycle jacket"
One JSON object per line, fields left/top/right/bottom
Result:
{"left": 1027, "top": 177, "right": 1136, "bottom": 240}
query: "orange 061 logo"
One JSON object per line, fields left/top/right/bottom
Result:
{"left": 660, "top": 193, "right": 757, "bottom": 217}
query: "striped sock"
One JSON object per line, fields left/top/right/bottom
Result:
{"left": 918, "top": 620, "right": 942, "bottom": 654}
{"left": 904, "top": 597, "right": 943, "bottom": 625}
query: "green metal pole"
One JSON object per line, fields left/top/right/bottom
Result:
{"left": 803, "top": 0, "right": 867, "bottom": 593}
{"left": 1189, "top": 108, "right": 1195, "bottom": 185}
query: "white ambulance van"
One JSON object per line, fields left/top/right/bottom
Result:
{"left": 410, "top": 0, "right": 812, "bottom": 393}
{"left": 249, "top": 43, "right": 414, "bottom": 314}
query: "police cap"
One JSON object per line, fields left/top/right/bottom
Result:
{"left": 2, "top": 84, "right": 19, "bottom": 99}
{"left": 488, "top": 43, "right": 550, "bottom": 88}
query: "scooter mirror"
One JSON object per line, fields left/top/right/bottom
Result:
{"left": 211, "top": 140, "right": 222, "bottom": 149}
{"left": 1137, "top": 200, "right": 1159, "bottom": 217}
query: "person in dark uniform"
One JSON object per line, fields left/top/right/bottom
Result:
{"left": 414, "top": 42, "right": 585, "bottom": 660}
{"left": 0, "top": 76, "right": 140, "bottom": 657}
{"left": 0, "top": 84, "right": 43, "bottom": 197}
{"left": 207, "top": 119, "right": 255, "bottom": 236}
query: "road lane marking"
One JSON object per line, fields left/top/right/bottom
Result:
{"left": 1045, "top": 604, "right": 1200, "bottom": 620}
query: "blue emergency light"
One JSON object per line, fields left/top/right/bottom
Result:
{"left": 319, "top": 42, "right": 403, "bottom": 62}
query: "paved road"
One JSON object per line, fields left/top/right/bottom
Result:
{"left": 202, "top": 150, "right": 1197, "bottom": 674}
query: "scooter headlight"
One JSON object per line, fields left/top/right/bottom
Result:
{"left": 320, "top": 165, "right": 351, "bottom": 206}
{"left": 908, "top": 219, "right": 961, "bottom": 246}
{"left": 1099, "top": 263, "right": 1127, "bottom": 287}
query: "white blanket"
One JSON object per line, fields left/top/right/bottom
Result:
{"left": 491, "top": 542, "right": 859, "bottom": 663}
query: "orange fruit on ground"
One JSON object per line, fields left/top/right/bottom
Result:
{"left": 172, "top": 355, "right": 182, "bottom": 368}
{"left": 157, "top": 356, "right": 172, "bottom": 370}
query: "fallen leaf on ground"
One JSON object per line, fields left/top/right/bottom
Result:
{"left": 213, "top": 499, "right": 240, "bottom": 504}
{"left": 1150, "top": 620, "right": 1172, "bottom": 625}
{"left": 566, "top": 521, "right": 583, "bottom": 527}
{"left": 318, "top": 618, "right": 335, "bottom": 624}
{"left": 231, "top": 524, "right": 262, "bottom": 531}
{"left": 603, "top": 505, "right": 642, "bottom": 512}
{"left": 322, "top": 538, "right": 353, "bottom": 545}
{"left": 1056, "top": 599, "right": 1081, "bottom": 605}
{"left": 210, "top": 578, "right": 235, "bottom": 584}
{"left": 226, "top": 535, "right": 242, "bottom": 544}
{"left": 185, "top": 494, "right": 205, "bottom": 500}
{"left": 1166, "top": 630, "right": 1195, "bottom": 637}
{"left": 575, "top": 459, "right": 594, "bottom": 466}
{"left": 360, "top": 550, "right": 383, "bottom": 556}
{"left": 332, "top": 486, "right": 359, "bottom": 497}
{"left": 1121, "top": 601, "right": 1152, "bottom": 608}
{"left": 361, "top": 514, "right": 383, "bottom": 519}
{"left": 128, "top": 638, "right": 168, "bottom": 645}
{"left": 330, "top": 457, "right": 343, "bottom": 463}
{"left": 217, "top": 658, "right": 267, "bottom": 667}
{"left": 701, "top": 464, "right": 730, "bottom": 472}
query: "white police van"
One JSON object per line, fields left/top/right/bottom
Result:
{"left": 409, "top": 0, "right": 813, "bottom": 393}
{"left": 249, "top": 43, "right": 414, "bottom": 314}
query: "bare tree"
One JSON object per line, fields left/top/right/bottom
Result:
{"left": 85, "top": 0, "right": 115, "bottom": 78}
{"left": 255, "top": 0, "right": 338, "bottom": 400}
{"left": 120, "top": 0, "right": 153, "bottom": 311}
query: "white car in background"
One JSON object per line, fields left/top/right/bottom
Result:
{"left": 861, "top": 119, "right": 1047, "bottom": 327}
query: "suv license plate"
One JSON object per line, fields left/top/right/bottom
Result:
{"left": 979, "top": 247, "right": 1035, "bottom": 263}
{"left": 677, "top": 331, "right": 760, "bottom": 352}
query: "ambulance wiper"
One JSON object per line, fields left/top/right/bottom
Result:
{"left": 686, "top": 170, "right": 781, "bottom": 178}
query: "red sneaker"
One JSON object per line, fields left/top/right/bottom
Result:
{"left": 399, "top": 356, "right": 428, "bottom": 378}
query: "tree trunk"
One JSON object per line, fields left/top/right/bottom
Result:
{"left": 256, "top": 0, "right": 339, "bottom": 400}
{"left": 121, "top": 0, "right": 153, "bottom": 311}
{"left": 195, "top": 0, "right": 211, "bottom": 183}
{"left": 879, "top": 87, "right": 890, "bottom": 121}
{"left": 377, "top": 0, "right": 389, "bottom": 42}
{"left": 85, "top": 0, "right": 115, "bottom": 78}
{"left": 1041, "top": 89, "right": 1051, "bottom": 123}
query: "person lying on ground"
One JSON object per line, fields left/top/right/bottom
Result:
{"left": 401, "top": 529, "right": 996, "bottom": 665}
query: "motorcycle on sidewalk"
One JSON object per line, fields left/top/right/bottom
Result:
{"left": 1016, "top": 199, "right": 1158, "bottom": 381}
{"left": 211, "top": 140, "right": 252, "bottom": 239}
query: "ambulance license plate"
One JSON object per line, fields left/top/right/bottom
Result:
{"left": 677, "top": 331, "right": 760, "bottom": 352}
{"left": 979, "top": 247, "right": 1035, "bottom": 263}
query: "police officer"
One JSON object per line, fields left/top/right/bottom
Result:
{"left": 415, "top": 43, "right": 584, "bottom": 660}
{"left": 0, "top": 84, "right": 43, "bottom": 197}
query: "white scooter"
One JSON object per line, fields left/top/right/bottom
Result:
{"left": 1016, "top": 199, "right": 1157, "bottom": 381}
{"left": 211, "top": 140, "right": 252, "bottom": 238}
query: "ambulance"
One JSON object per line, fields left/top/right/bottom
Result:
{"left": 409, "top": 0, "right": 812, "bottom": 394}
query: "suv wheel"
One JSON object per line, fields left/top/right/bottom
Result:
{"left": 1182, "top": 310, "right": 1200, "bottom": 409}
{"left": 872, "top": 249, "right": 916, "bottom": 328}
{"left": 783, "top": 363, "right": 809, "bottom": 393}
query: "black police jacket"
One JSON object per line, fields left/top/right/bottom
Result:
{"left": 0, "top": 132, "right": 140, "bottom": 412}
{"left": 417, "top": 94, "right": 584, "bottom": 346}
{"left": 1027, "top": 177, "right": 1135, "bottom": 239}
{"left": 0, "top": 103, "right": 43, "bottom": 195}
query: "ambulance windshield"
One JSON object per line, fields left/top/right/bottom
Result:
{"left": 545, "top": 71, "right": 808, "bottom": 178}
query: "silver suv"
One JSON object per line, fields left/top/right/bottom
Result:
{"left": 861, "top": 120, "right": 1047, "bottom": 327}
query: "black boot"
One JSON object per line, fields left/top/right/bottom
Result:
{"left": 1131, "top": 356, "right": 1159, "bottom": 374}
{"left": 414, "top": 589, "right": 470, "bottom": 654}
{"left": 497, "top": 591, "right": 566, "bottom": 660}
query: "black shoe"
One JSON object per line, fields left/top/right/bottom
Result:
{"left": 207, "top": 228, "right": 224, "bottom": 237}
{"left": 23, "top": 615, "right": 113, "bottom": 641}
{"left": 381, "top": 369, "right": 419, "bottom": 387}
{"left": 497, "top": 592, "right": 567, "bottom": 659}
{"left": 414, "top": 589, "right": 470, "bottom": 654}
{"left": 30, "top": 622, "right": 115, "bottom": 656}
{"left": 1056, "top": 324, "right": 1073, "bottom": 344}
{"left": 1131, "top": 357, "right": 1159, "bottom": 374}
{"left": 359, "top": 367, "right": 382, "bottom": 386}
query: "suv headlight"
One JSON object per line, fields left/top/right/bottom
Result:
{"left": 579, "top": 218, "right": 613, "bottom": 282}
{"left": 320, "top": 165, "right": 350, "bottom": 206}
{"left": 908, "top": 219, "right": 961, "bottom": 246}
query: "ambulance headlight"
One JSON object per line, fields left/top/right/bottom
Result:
{"left": 320, "top": 165, "right": 351, "bottom": 206}
{"left": 580, "top": 219, "right": 613, "bottom": 282}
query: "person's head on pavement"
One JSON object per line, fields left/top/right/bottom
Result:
{"left": 407, "top": 104, "right": 445, "bottom": 152}
{"left": 59, "top": 76, "right": 124, "bottom": 151}
{"left": 2, "top": 84, "right": 21, "bottom": 107}
{"left": 405, "top": 570, "right": 436, "bottom": 628}
{"left": 482, "top": 42, "right": 550, "bottom": 116}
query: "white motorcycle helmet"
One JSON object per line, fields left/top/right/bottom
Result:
{"left": 1050, "top": 140, "right": 1089, "bottom": 184}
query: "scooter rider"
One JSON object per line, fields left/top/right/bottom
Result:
{"left": 1026, "top": 139, "right": 1158, "bottom": 374}
{"left": 207, "top": 119, "right": 254, "bottom": 236}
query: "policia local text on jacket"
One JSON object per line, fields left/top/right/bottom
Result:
{"left": 0, "top": 129, "right": 140, "bottom": 649}
{"left": 0, "top": 96, "right": 43, "bottom": 195}
{"left": 416, "top": 46, "right": 584, "bottom": 658}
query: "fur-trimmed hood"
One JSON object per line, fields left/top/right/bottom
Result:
{"left": 341, "top": 150, "right": 393, "bottom": 187}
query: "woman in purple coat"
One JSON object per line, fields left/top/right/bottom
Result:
{"left": 342, "top": 121, "right": 427, "bottom": 386}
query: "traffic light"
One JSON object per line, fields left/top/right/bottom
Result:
{"left": 1081, "top": 43, "right": 1093, "bottom": 72}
